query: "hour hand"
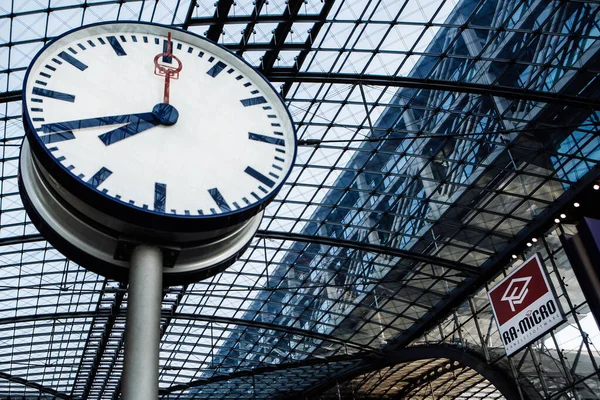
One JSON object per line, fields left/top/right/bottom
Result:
{"left": 40, "top": 113, "right": 155, "bottom": 133}
{"left": 98, "top": 117, "right": 158, "bottom": 145}
{"left": 99, "top": 104, "right": 178, "bottom": 146}
{"left": 38, "top": 104, "right": 178, "bottom": 146}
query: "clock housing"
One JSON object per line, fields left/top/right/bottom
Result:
{"left": 22, "top": 22, "right": 297, "bottom": 233}
{"left": 19, "top": 22, "right": 297, "bottom": 284}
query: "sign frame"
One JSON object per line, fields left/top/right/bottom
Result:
{"left": 487, "top": 253, "right": 566, "bottom": 356}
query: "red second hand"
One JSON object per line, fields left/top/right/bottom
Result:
{"left": 154, "top": 32, "right": 183, "bottom": 105}
{"left": 163, "top": 32, "right": 172, "bottom": 104}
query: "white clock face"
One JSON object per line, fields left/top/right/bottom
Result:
{"left": 23, "top": 23, "right": 295, "bottom": 219}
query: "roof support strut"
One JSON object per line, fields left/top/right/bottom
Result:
{"left": 256, "top": 230, "right": 480, "bottom": 276}
{"left": 266, "top": 72, "right": 600, "bottom": 110}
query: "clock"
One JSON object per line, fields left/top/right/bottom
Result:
{"left": 19, "top": 22, "right": 297, "bottom": 284}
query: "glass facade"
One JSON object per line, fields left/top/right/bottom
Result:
{"left": 0, "top": 0, "right": 599, "bottom": 398}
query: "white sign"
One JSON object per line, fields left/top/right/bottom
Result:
{"left": 487, "top": 254, "right": 564, "bottom": 356}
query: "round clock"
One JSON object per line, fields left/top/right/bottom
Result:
{"left": 19, "top": 22, "right": 297, "bottom": 284}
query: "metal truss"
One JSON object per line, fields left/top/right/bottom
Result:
{"left": 298, "top": 164, "right": 600, "bottom": 398}
{"left": 256, "top": 230, "right": 480, "bottom": 276}
{"left": 389, "top": 165, "right": 600, "bottom": 351}
{"left": 0, "top": 370, "right": 72, "bottom": 399}
{"left": 0, "top": 230, "right": 480, "bottom": 275}
{"left": 266, "top": 72, "right": 600, "bottom": 110}
{"left": 73, "top": 283, "right": 126, "bottom": 399}
{"left": 0, "top": 309, "right": 380, "bottom": 356}
{"left": 161, "top": 352, "right": 369, "bottom": 395}
{"left": 296, "top": 345, "right": 524, "bottom": 400}
{"left": 391, "top": 360, "right": 463, "bottom": 399}
{"left": 160, "top": 345, "right": 522, "bottom": 398}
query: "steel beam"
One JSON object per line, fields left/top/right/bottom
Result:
{"left": 235, "top": 0, "right": 267, "bottom": 56}
{"left": 258, "top": 0, "right": 304, "bottom": 74}
{"left": 0, "top": 230, "right": 479, "bottom": 275}
{"left": 0, "top": 370, "right": 73, "bottom": 399}
{"left": 6, "top": 71, "right": 599, "bottom": 110}
{"left": 71, "top": 282, "right": 125, "bottom": 399}
{"left": 161, "top": 352, "right": 370, "bottom": 394}
{"left": 266, "top": 72, "right": 600, "bottom": 110}
{"left": 0, "top": 234, "right": 45, "bottom": 246}
{"left": 256, "top": 230, "right": 480, "bottom": 276}
{"left": 205, "top": 0, "right": 235, "bottom": 43}
{"left": 392, "top": 360, "right": 462, "bottom": 399}
{"left": 161, "top": 344, "right": 526, "bottom": 399}
{"left": 0, "top": 90, "right": 21, "bottom": 104}
{"left": 0, "top": 310, "right": 378, "bottom": 355}
{"left": 188, "top": 14, "right": 321, "bottom": 26}
{"left": 175, "top": 312, "right": 381, "bottom": 354}
{"left": 278, "top": 0, "right": 335, "bottom": 97}
{"left": 295, "top": 345, "right": 531, "bottom": 400}
{"left": 181, "top": 0, "right": 198, "bottom": 30}
{"left": 6, "top": 73, "right": 600, "bottom": 110}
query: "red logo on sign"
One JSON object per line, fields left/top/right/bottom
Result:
{"left": 488, "top": 257, "right": 550, "bottom": 325}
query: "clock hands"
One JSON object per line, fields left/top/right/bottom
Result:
{"left": 97, "top": 114, "right": 159, "bottom": 146}
{"left": 39, "top": 33, "right": 184, "bottom": 148}
{"left": 100, "top": 103, "right": 178, "bottom": 145}
{"left": 40, "top": 112, "right": 156, "bottom": 133}
{"left": 153, "top": 32, "right": 183, "bottom": 104}
{"left": 39, "top": 103, "right": 179, "bottom": 146}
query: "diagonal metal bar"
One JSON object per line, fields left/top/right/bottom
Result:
{"left": 0, "top": 370, "right": 73, "bottom": 399}
{"left": 0, "top": 310, "right": 380, "bottom": 355}
{"left": 392, "top": 360, "right": 461, "bottom": 399}
{"left": 0, "top": 90, "right": 21, "bottom": 104}
{"left": 235, "top": 0, "right": 268, "bottom": 56}
{"left": 161, "top": 352, "right": 369, "bottom": 394}
{"left": 77, "top": 284, "right": 126, "bottom": 399}
{"left": 256, "top": 230, "right": 480, "bottom": 276}
{"left": 266, "top": 72, "right": 600, "bottom": 110}
{"left": 258, "top": 0, "right": 305, "bottom": 75}
{"left": 278, "top": 0, "right": 335, "bottom": 97}
{"left": 0, "top": 231, "right": 479, "bottom": 275}
{"left": 205, "top": 0, "right": 235, "bottom": 43}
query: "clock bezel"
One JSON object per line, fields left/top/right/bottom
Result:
{"left": 22, "top": 21, "right": 297, "bottom": 233}
{"left": 19, "top": 138, "right": 264, "bottom": 285}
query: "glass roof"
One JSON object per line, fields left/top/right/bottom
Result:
{"left": 0, "top": 0, "right": 600, "bottom": 398}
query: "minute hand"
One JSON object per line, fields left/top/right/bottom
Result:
{"left": 40, "top": 112, "right": 156, "bottom": 134}
{"left": 39, "top": 103, "right": 178, "bottom": 146}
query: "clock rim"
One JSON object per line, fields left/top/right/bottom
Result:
{"left": 22, "top": 21, "right": 297, "bottom": 232}
{"left": 19, "top": 138, "right": 264, "bottom": 285}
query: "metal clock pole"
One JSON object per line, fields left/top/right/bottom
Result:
{"left": 121, "top": 245, "right": 163, "bottom": 400}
